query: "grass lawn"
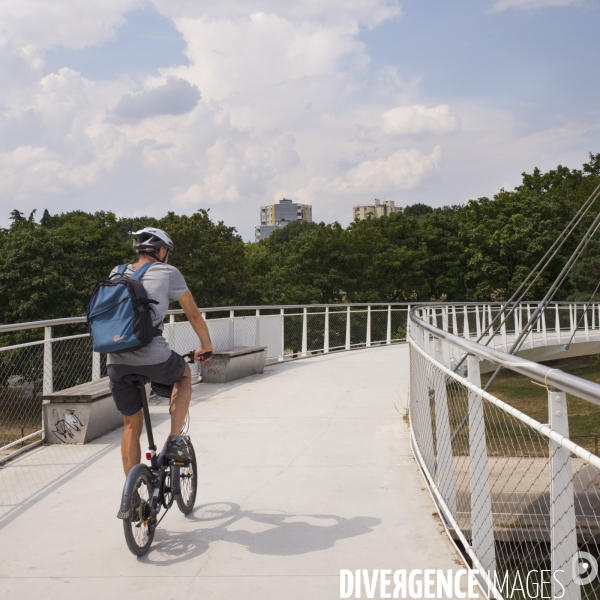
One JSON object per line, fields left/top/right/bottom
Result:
{"left": 480, "top": 355, "right": 600, "bottom": 455}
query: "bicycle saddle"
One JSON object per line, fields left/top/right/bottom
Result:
{"left": 121, "top": 374, "right": 151, "bottom": 386}
{"left": 151, "top": 381, "right": 173, "bottom": 399}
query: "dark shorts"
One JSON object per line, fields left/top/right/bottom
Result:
{"left": 107, "top": 351, "right": 186, "bottom": 416}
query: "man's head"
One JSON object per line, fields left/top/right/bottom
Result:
{"left": 132, "top": 228, "right": 175, "bottom": 263}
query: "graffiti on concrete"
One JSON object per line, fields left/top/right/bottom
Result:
{"left": 51, "top": 408, "right": 84, "bottom": 443}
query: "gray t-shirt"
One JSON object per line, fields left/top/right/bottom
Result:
{"left": 106, "top": 263, "right": 189, "bottom": 366}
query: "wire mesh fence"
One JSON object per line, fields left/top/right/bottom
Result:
{"left": 0, "top": 304, "right": 410, "bottom": 455}
{"left": 410, "top": 307, "right": 600, "bottom": 600}
{"left": 0, "top": 342, "right": 44, "bottom": 451}
{"left": 0, "top": 301, "right": 596, "bottom": 458}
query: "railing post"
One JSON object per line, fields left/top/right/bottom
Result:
{"left": 167, "top": 312, "right": 176, "bottom": 349}
{"left": 556, "top": 304, "right": 561, "bottom": 345}
{"left": 463, "top": 306, "right": 470, "bottom": 339}
{"left": 92, "top": 351, "right": 101, "bottom": 381}
{"left": 475, "top": 305, "right": 482, "bottom": 339}
{"left": 324, "top": 307, "right": 330, "bottom": 354}
{"left": 366, "top": 305, "right": 372, "bottom": 347}
{"left": 43, "top": 326, "right": 53, "bottom": 395}
{"left": 280, "top": 308, "right": 285, "bottom": 361}
{"left": 255, "top": 308, "right": 261, "bottom": 346}
{"left": 584, "top": 305, "right": 589, "bottom": 342}
{"left": 433, "top": 338, "right": 457, "bottom": 517}
{"left": 466, "top": 354, "right": 496, "bottom": 576}
{"left": 548, "top": 387, "right": 580, "bottom": 600}
{"left": 448, "top": 305, "right": 460, "bottom": 367}
{"left": 302, "top": 307, "right": 308, "bottom": 357}
{"left": 501, "top": 313, "right": 508, "bottom": 352}
{"left": 229, "top": 309, "right": 235, "bottom": 348}
{"left": 345, "top": 306, "right": 351, "bottom": 350}
{"left": 442, "top": 306, "right": 449, "bottom": 332}
{"left": 410, "top": 324, "right": 436, "bottom": 475}
{"left": 570, "top": 304, "right": 575, "bottom": 338}
{"left": 542, "top": 309, "right": 548, "bottom": 346}
{"left": 386, "top": 305, "right": 392, "bottom": 345}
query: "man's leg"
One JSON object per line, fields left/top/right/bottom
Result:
{"left": 170, "top": 363, "right": 192, "bottom": 435}
{"left": 122, "top": 410, "right": 143, "bottom": 476}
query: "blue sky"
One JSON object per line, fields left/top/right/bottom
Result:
{"left": 43, "top": 4, "right": 189, "bottom": 80}
{"left": 0, "top": 0, "right": 598, "bottom": 239}
{"left": 367, "top": 1, "right": 600, "bottom": 125}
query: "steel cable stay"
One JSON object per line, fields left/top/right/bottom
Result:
{"left": 449, "top": 181, "right": 600, "bottom": 377}
{"left": 451, "top": 192, "right": 600, "bottom": 443}
{"left": 445, "top": 186, "right": 600, "bottom": 444}
{"left": 448, "top": 215, "right": 600, "bottom": 444}
{"left": 564, "top": 279, "right": 600, "bottom": 351}
{"left": 484, "top": 215, "right": 600, "bottom": 391}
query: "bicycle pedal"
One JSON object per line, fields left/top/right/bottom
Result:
{"left": 172, "top": 461, "right": 186, "bottom": 466}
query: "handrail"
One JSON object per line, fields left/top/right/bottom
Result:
{"left": 2, "top": 300, "right": 597, "bottom": 334}
{"left": 410, "top": 304, "right": 600, "bottom": 407}
{"left": 0, "top": 303, "right": 415, "bottom": 333}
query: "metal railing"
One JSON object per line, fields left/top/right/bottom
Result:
{"left": 4, "top": 298, "right": 600, "bottom": 594}
{"left": 409, "top": 303, "right": 600, "bottom": 600}
{"left": 0, "top": 303, "right": 411, "bottom": 457}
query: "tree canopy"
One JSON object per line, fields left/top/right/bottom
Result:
{"left": 1, "top": 153, "right": 599, "bottom": 326}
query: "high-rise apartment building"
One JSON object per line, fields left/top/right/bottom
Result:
{"left": 255, "top": 198, "right": 313, "bottom": 242}
{"left": 352, "top": 199, "right": 399, "bottom": 221}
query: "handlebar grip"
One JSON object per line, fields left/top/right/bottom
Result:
{"left": 183, "top": 351, "right": 213, "bottom": 363}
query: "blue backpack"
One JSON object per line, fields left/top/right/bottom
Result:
{"left": 86, "top": 263, "right": 161, "bottom": 354}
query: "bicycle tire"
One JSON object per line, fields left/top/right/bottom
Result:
{"left": 123, "top": 466, "right": 156, "bottom": 556}
{"left": 176, "top": 438, "right": 197, "bottom": 515}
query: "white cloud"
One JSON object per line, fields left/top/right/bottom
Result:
{"left": 0, "top": 0, "right": 596, "bottom": 240}
{"left": 0, "top": 0, "right": 139, "bottom": 51}
{"left": 491, "top": 0, "right": 585, "bottom": 11}
{"left": 152, "top": 0, "right": 401, "bottom": 28}
{"left": 170, "top": 13, "right": 367, "bottom": 102}
{"left": 382, "top": 104, "right": 460, "bottom": 136}
{"left": 346, "top": 146, "right": 441, "bottom": 191}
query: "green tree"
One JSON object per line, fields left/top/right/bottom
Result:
{"left": 459, "top": 155, "right": 600, "bottom": 301}
{"left": 156, "top": 210, "right": 247, "bottom": 308}
{"left": 0, "top": 211, "right": 131, "bottom": 325}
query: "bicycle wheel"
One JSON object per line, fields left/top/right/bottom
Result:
{"left": 176, "top": 438, "right": 197, "bottom": 515}
{"left": 123, "top": 466, "right": 155, "bottom": 556}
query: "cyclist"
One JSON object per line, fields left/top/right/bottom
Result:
{"left": 107, "top": 227, "right": 213, "bottom": 475}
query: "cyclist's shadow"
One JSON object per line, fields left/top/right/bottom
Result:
{"left": 140, "top": 502, "right": 380, "bottom": 565}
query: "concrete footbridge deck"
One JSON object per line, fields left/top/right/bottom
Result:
{"left": 0, "top": 345, "right": 466, "bottom": 600}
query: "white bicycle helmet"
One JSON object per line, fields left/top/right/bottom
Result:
{"left": 132, "top": 227, "right": 175, "bottom": 254}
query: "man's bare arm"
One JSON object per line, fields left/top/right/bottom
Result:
{"left": 178, "top": 290, "right": 213, "bottom": 362}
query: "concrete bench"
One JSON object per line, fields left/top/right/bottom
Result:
{"left": 43, "top": 378, "right": 122, "bottom": 444}
{"left": 200, "top": 346, "right": 267, "bottom": 383}
{"left": 42, "top": 346, "right": 267, "bottom": 443}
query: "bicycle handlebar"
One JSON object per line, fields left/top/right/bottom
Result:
{"left": 183, "top": 350, "right": 213, "bottom": 363}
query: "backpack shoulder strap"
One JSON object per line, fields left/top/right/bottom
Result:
{"left": 110, "top": 263, "right": 131, "bottom": 279}
{"left": 129, "top": 262, "right": 154, "bottom": 281}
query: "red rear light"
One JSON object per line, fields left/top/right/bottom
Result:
{"left": 146, "top": 452, "right": 152, "bottom": 460}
